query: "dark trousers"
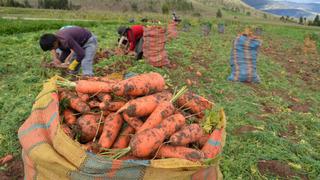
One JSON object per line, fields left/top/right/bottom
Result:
{"left": 135, "top": 37, "right": 143, "bottom": 60}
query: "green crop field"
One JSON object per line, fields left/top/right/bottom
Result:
{"left": 0, "top": 7, "right": 319, "bottom": 180}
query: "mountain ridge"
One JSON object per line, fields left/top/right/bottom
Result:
{"left": 242, "top": 0, "right": 320, "bottom": 18}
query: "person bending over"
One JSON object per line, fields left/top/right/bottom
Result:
{"left": 39, "top": 26, "right": 98, "bottom": 76}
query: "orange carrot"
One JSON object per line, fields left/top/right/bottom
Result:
{"left": 112, "top": 72, "right": 165, "bottom": 96}
{"left": 88, "top": 100, "right": 100, "bottom": 108}
{"left": 157, "top": 113, "right": 186, "bottom": 137}
{"left": 137, "top": 101, "right": 175, "bottom": 133}
{"left": 58, "top": 89, "right": 72, "bottom": 98}
{"left": 112, "top": 125, "right": 135, "bottom": 149}
{"left": 201, "top": 128, "right": 224, "bottom": 159}
{"left": 198, "top": 134, "right": 210, "bottom": 148}
{"left": 97, "top": 93, "right": 112, "bottom": 102}
{"left": 156, "top": 145, "right": 204, "bottom": 162}
{"left": 177, "top": 92, "right": 214, "bottom": 118}
{"left": 103, "top": 110, "right": 111, "bottom": 116}
{"left": 75, "top": 80, "right": 114, "bottom": 94}
{"left": 98, "top": 113, "right": 123, "bottom": 148}
{"left": 61, "top": 124, "right": 75, "bottom": 139}
{"left": 58, "top": 90, "right": 89, "bottom": 113}
{"left": 58, "top": 89, "right": 70, "bottom": 100}
{"left": 78, "top": 114, "right": 101, "bottom": 143}
{"left": 117, "top": 91, "right": 172, "bottom": 117}
{"left": 100, "top": 101, "right": 126, "bottom": 112}
{"left": 130, "top": 113, "right": 186, "bottom": 157}
{"left": 130, "top": 128, "right": 165, "bottom": 157}
{"left": 0, "top": 154, "right": 13, "bottom": 165}
{"left": 77, "top": 92, "right": 90, "bottom": 102}
{"left": 99, "top": 102, "right": 106, "bottom": 110}
{"left": 69, "top": 97, "right": 90, "bottom": 113}
{"left": 169, "top": 124, "right": 204, "bottom": 146}
{"left": 122, "top": 113, "right": 143, "bottom": 130}
{"left": 63, "top": 109, "right": 76, "bottom": 127}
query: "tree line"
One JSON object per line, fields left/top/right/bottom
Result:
{"left": 280, "top": 15, "right": 320, "bottom": 27}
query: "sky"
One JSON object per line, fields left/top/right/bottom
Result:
{"left": 273, "top": 0, "right": 320, "bottom": 3}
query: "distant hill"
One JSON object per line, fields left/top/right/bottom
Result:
{"left": 242, "top": 0, "right": 320, "bottom": 19}
{"left": 264, "top": 9, "right": 313, "bottom": 18}
{"left": 10, "top": 0, "right": 261, "bottom": 17}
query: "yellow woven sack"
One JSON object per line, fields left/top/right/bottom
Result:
{"left": 18, "top": 76, "right": 226, "bottom": 180}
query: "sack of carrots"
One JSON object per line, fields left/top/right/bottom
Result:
{"left": 19, "top": 72, "right": 226, "bottom": 180}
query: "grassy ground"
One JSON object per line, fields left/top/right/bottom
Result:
{"left": 0, "top": 9, "right": 319, "bottom": 179}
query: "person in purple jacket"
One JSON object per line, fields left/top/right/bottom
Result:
{"left": 39, "top": 26, "right": 97, "bottom": 76}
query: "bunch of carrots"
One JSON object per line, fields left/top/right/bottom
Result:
{"left": 57, "top": 72, "right": 223, "bottom": 162}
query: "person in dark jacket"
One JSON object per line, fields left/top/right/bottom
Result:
{"left": 172, "top": 11, "right": 181, "bottom": 23}
{"left": 117, "top": 25, "right": 144, "bottom": 60}
{"left": 39, "top": 26, "right": 97, "bottom": 76}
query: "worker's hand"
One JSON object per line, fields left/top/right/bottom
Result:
{"left": 59, "top": 63, "right": 69, "bottom": 69}
{"left": 52, "top": 59, "right": 61, "bottom": 65}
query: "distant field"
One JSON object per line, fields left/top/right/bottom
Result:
{"left": 0, "top": 7, "right": 319, "bottom": 179}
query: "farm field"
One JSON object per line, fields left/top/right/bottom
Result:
{"left": 0, "top": 7, "right": 320, "bottom": 179}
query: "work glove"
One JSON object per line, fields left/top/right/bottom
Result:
{"left": 68, "top": 60, "right": 79, "bottom": 71}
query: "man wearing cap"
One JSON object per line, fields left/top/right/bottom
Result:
{"left": 39, "top": 26, "right": 97, "bottom": 76}
{"left": 117, "top": 25, "right": 144, "bottom": 60}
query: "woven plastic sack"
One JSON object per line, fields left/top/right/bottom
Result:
{"left": 18, "top": 76, "right": 226, "bottom": 180}
{"left": 167, "top": 21, "right": 178, "bottom": 40}
{"left": 255, "top": 27, "right": 263, "bottom": 36}
{"left": 303, "top": 36, "right": 317, "bottom": 54}
{"left": 182, "top": 23, "right": 191, "bottom": 32}
{"left": 218, "top": 24, "right": 225, "bottom": 34}
{"left": 228, "top": 35, "right": 262, "bottom": 83}
{"left": 143, "top": 26, "right": 170, "bottom": 67}
{"left": 201, "top": 23, "right": 212, "bottom": 36}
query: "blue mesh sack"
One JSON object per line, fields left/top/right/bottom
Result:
{"left": 228, "top": 35, "right": 262, "bottom": 83}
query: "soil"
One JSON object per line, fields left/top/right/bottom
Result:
{"left": 267, "top": 90, "right": 310, "bottom": 113}
{"left": 288, "top": 103, "right": 310, "bottom": 113}
{"left": 94, "top": 49, "right": 114, "bottom": 63}
{"left": 278, "top": 123, "right": 300, "bottom": 142}
{"left": 258, "top": 160, "right": 308, "bottom": 180}
{"left": 233, "top": 125, "right": 261, "bottom": 135}
{"left": 95, "top": 59, "right": 133, "bottom": 75}
{"left": 171, "top": 51, "right": 184, "bottom": 60}
{"left": 261, "top": 38, "right": 320, "bottom": 92}
{"left": 0, "top": 159, "right": 24, "bottom": 180}
{"left": 247, "top": 112, "right": 266, "bottom": 121}
{"left": 261, "top": 102, "right": 278, "bottom": 114}
{"left": 190, "top": 54, "right": 211, "bottom": 69}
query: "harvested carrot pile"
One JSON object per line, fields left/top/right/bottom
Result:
{"left": 57, "top": 72, "right": 224, "bottom": 162}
